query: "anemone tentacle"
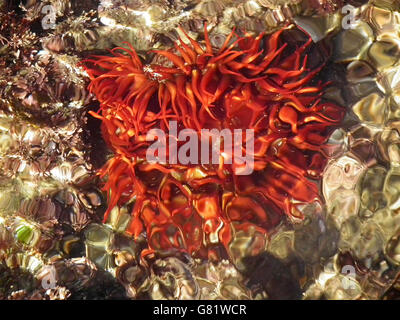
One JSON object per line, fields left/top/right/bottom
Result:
{"left": 83, "top": 24, "right": 344, "bottom": 260}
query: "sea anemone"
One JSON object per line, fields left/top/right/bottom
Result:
{"left": 83, "top": 24, "right": 344, "bottom": 260}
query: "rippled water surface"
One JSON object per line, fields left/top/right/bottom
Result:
{"left": 1, "top": 0, "right": 400, "bottom": 300}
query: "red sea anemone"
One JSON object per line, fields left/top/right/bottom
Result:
{"left": 83, "top": 24, "right": 344, "bottom": 260}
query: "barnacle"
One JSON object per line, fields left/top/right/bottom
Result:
{"left": 42, "top": 11, "right": 99, "bottom": 53}
{"left": 83, "top": 23, "right": 344, "bottom": 260}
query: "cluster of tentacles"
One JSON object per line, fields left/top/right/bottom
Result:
{"left": 83, "top": 24, "right": 345, "bottom": 260}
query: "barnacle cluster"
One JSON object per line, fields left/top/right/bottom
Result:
{"left": 0, "top": 1, "right": 118, "bottom": 299}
